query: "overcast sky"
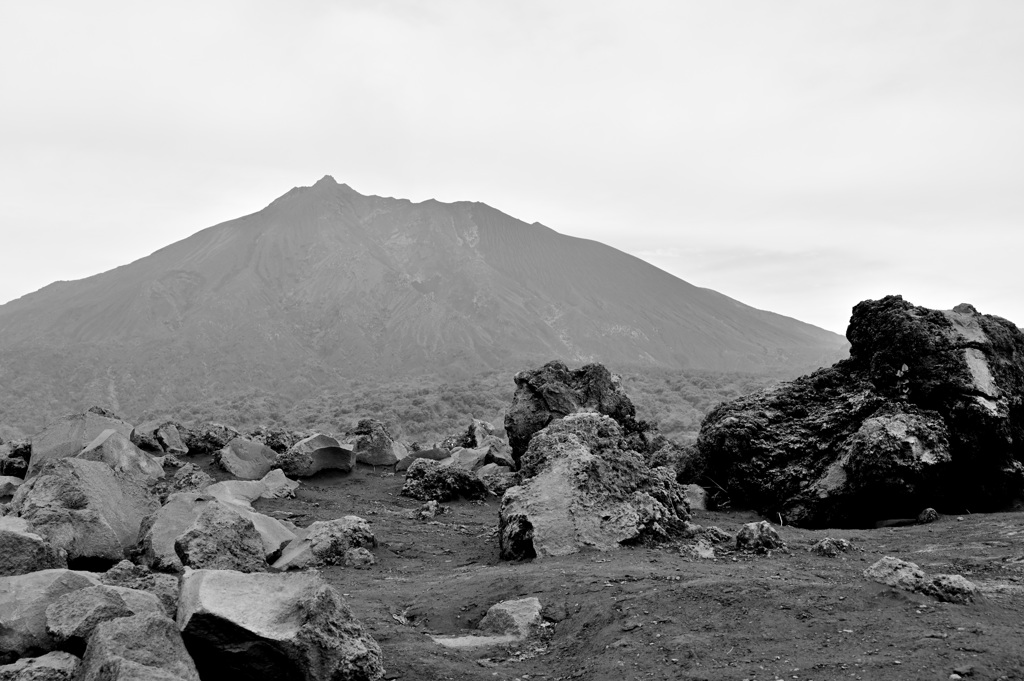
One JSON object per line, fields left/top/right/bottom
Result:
{"left": 2, "top": 1, "right": 1022, "bottom": 334}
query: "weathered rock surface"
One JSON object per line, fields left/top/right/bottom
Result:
{"left": 179, "top": 423, "right": 239, "bottom": 456}
{"left": 0, "top": 569, "right": 100, "bottom": 662}
{"left": 177, "top": 569, "right": 384, "bottom": 681}
{"left": 214, "top": 437, "right": 277, "bottom": 480}
{"left": 0, "top": 651, "right": 80, "bottom": 681}
{"left": 99, "top": 561, "right": 179, "bottom": 618}
{"left": 735, "top": 521, "right": 784, "bottom": 552}
{"left": 77, "top": 613, "right": 199, "bottom": 681}
{"left": 246, "top": 426, "right": 302, "bottom": 454}
{"left": 864, "top": 556, "right": 979, "bottom": 603}
{"left": 44, "top": 587, "right": 134, "bottom": 654}
{"left": 351, "top": 419, "right": 408, "bottom": 467}
{"left": 152, "top": 464, "right": 213, "bottom": 503}
{"left": 174, "top": 502, "right": 268, "bottom": 573}
{"left": 130, "top": 421, "right": 189, "bottom": 456}
{"left": 432, "top": 596, "right": 543, "bottom": 650}
{"left": 0, "top": 517, "right": 67, "bottom": 576}
{"left": 400, "top": 459, "right": 488, "bottom": 502}
{"left": 698, "top": 296, "right": 1024, "bottom": 527}
{"left": 276, "top": 434, "right": 356, "bottom": 478}
{"left": 504, "top": 361, "right": 645, "bottom": 465}
{"left": 76, "top": 430, "right": 164, "bottom": 484}
{"left": 394, "top": 448, "right": 450, "bottom": 472}
{"left": 0, "top": 476, "right": 23, "bottom": 497}
{"left": 810, "top": 537, "right": 852, "bottom": 557}
{"left": 499, "top": 413, "right": 689, "bottom": 560}
{"left": 28, "top": 412, "right": 134, "bottom": 477}
{"left": 272, "top": 516, "right": 376, "bottom": 570}
{"left": 11, "top": 459, "right": 158, "bottom": 568}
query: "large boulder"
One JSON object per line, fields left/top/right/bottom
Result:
{"left": 498, "top": 413, "right": 689, "bottom": 560}
{"left": 504, "top": 361, "right": 648, "bottom": 466}
{"left": 77, "top": 613, "right": 199, "bottom": 681}
{"left": 130, "top": 420, "right": 189, "bottom": 456}
{"left": 0, "top": 517, "right": 67, "bottom": 576}
{"left": 28, "top": 411, "right": 134, "bottom": 477}
{"left": 179, "top": 423, "right": 240, "bottom": 456}
{"left": 698, "top": 296, "right": 1024, "bottom": 527}
{"left": 214, "top": 437, "right": 277, "bottom": 480}
{"left": 400, "top": 459, "right": 488, "bottom": 502}
{"left": 0, "top": 651, "right": 79, "bottom": 681}
{"left": 76, "top": 430, "right": 164, "bottom": 484}
{"left": 246, "top": 426, "right": 303, "bottom": 454}
{"left": 99, "top": 561, "right": 179, "bottom": 618}
{"left": 351, "top": 419, "right": 408, "bottom": 467}
{"left": 177, "top": 569, "right": 384, "bottom": 681}
{"left": 44, "top": 587, "right": 134, "bottom": 655}
{"left": 10, "top": 459, "right": 158, "bottom": 568}
{"left": 0, "top": 569, "right": 100, "bottom": 662}
{"left": 272, "top": 516, "right": 376, "bottom": 571}
{"left": 174, "top": 502, "right": 268, "bottom": 573}
{"left": 276, "top": 434, "right": 356, "bottom": 477}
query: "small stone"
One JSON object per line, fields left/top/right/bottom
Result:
{"left": 917, "top": 507, "right": 940, "bottom": 524}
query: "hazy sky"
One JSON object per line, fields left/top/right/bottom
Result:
{"left": 2, "top": 1, "right": 1022, "bottom": 334}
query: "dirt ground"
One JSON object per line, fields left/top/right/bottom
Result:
{"left": 241, "top": 464, "right": 1024, "bottom": 681}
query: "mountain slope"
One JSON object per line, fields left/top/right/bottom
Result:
{"left": 0, "top": 176, "right": 847, "bottom": 428}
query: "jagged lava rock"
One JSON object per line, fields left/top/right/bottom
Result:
{"left": 179, "top": 423, "right": 239, "bottom": 456}
{"left": 44, "top": 587, "right": 134, "bottom": 655}
{"left": 99, "top": 561, "right": 179, "bottom": 618}
{"left": 499, "top": 413, "right": 689, "bottom": 560}
{"left": 0, "top": 569, "right": 100, "bottom": 662}
{"left": 697, "top": 296, "right": 1024, "bottom": 527}
{"left": 400, "top": 459, "right": 488, "bottom": 502}
{"left": 214, "top": 437, "right": 277, "bottom": 480}
{"left": 77, "top": 613, "right": 199, "bottom": 681}
{"left": 351, "top": 419, "right": 408, "bottom": 467}
{"left": 76, "top": 430, "right": 164, "bottom": 484}
{"left": 504, "top": 361, "right": 642, "bottom": 465}
{"left": 174, "top": 502, "right": 268, "bottom": 573}
{"left": 276, "top": 434, "right": 356, "bottom": 477}
{"left": 28, "top": 411, "right": 134, "bottom": 477}
{"left": 0, "top": 651, "right": 79, "bottom": 681}
{"left": 177, "top": 569, "right": 384, "bottom": 681}
{"left": 272, "top": 516, "right": 376, "bottom": 570}
{"left": 11, "top": 459, "right": 158, "bottom": 568}
{"left": 0, "top": 516, "right": 67, "bottom": 576}
{"left": 130, "top": 420, "right": 189, "bottom": 456}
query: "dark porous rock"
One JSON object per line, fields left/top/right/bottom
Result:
{"left": 152, "top": 463, "right": 214, "bottom": 503}
{"left": 247, "top": 426, "right": 303, "bottom": 454}
{"left": 178, "top": 569, "right": 383, "bottom": 681}
{"left": 276, "top": 434, "right": 356, "bottom": 478}
{"left": 130, "top": 420, "right": 189, "bottom": 456}
{"left": 0, "top": 441, "right": 31, "bottom": 479}
{"left": 917, "top": 507, "right": 940, "bottom": 524}
{"left": 77, "top": 613, "right": 199, "bottom": 681}
{"left": 505, "top": 361, "right": 656, "bottom": 466}
{"left": 0, "top": 569, "right": 100, "bottom": 663}
{"left": 0, "top": 517, "right": 67, "bottom": 576}
{"left": 214, "top": 437, "right": 277, "bottom": 480}
{"left": 698, "top": 296, "right": 1024, "bottom": 528}
{"left": 499, "top": 413, "right": 690, "bottom": 560}
{"left": 400, "top": 459, "right": 488, "bottom": 502}
{"left": 44, "top": 587, "right": 133, "bottom": 655}
{"left": 350, "top": 419, "right": 408, "bottom": 467}
{"left": 11, "top": 459, "right": 158, "bottom": 569}
{"left": 179, "top": 423, "right": 240, "bottom": 456}
{"left": 0, "top": 651, "right": 80, "bottom": 681}
{"left": 28, "top": 412, "right": 135, "bottom": 478}
{"left": 173, "top": 501, "right": 267, "bottom": 573}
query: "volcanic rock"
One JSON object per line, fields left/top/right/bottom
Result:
{"left": 44, "top": 587, "right": 134, "bottom": 655}
{"left": 99, "top": 561, "right": 179, "bottom": 617}
{"left": 0, "top": 517, "right": 67, "bottom": 576}
{"left": 810, "top": 537, "right": 852, "bottom": 557}
{"left": 177, "top": 569, "right": 384, "bottom": 681}
{"left": 272, "top": 516, "right": 376, "bottom": 571}
{"left": 214, "top": 437, "right": 277, "bottom": 480}
{"left": 28, "top": 412, "right": 134, "bottom": 477}
{"left": 0, "top": 476, "right": 23, "bottom": 497}
{"left": 400, "top": 459, "right": 488, "bottom": 502}
{"left": 276, "top": 434, "right": 356, "bottom": 477}
{"left": 351, "top": 419, "right": 408, "bottom": 467}
{"left": 10, "top": 459, "right": 158, "bottom": 568}
{"left": 174, "top": 502, "right": 268, "bottom": 573}
{"left": 180, "top": 423, "right": 239, "bottom": 456}
{"left": 698, "top": 296, "right": 1024, "bottom": 527}
{"left": 77, "top": 613, "right": 199, "bottom": 681}
{"left": 0, "top": 569, "right": 100, "bottom": 662}
{"left": 0, "top": 651, "right": 80, "bottom": 681}
{"left": 130, "top": 420, "right": 189, "bottom": 456}
{"left": 394, "top": 447, "right": 450, "bottom": 472}
{"left": 498, "top": 413, "right": 689, "bottom": 560}
{"left": 76, "top": 430, "right": 164, "bottom": 484}
{"left": 504, "top": 361, "right": 653, "bottom": 466}
{"left": 735, "top": 521, "right": 784, "bottom": 552}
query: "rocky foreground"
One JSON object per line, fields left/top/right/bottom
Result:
{"left": 1, "top": 296, "right": 1022, "bottom": 680}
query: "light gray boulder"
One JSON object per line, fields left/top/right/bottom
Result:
{"left": 77, "top": 430, "right": 164, "bottom": 484}
{"left": 272, "top": 516, "right": 376, "bottom": 571}
{"left": 276, "top": 434, "right": 356, "bottom": 477}
{"left": 0, "top": 651, "right": 80, "bottom": 681}
{"left": 174, "top": 502, "right": 267, "bottom": 573}
{"left": 177, "top": 569, "right": 384, "bottom": 681}
{"left": 351, "top": 419, "right": 408, "bottom": 467}
{"left": 0, "top": 569, "right": 100, "bottom": 662}
{"left": 0, "top": 517, "right": 67, "bottom": 576}
{"left": 214, "top": 437, "right": 277, "bottom": 480}
{"left": 28, "top": 412, "right": 134, "bottom": 477}
{"left": 44, "top": 587, "right": 133, "bottom": 654}
{"left": 77, "top": 613, "right": 199, "bottom": 681}
{"left": 11, "top": 459, "right": 158, "bottom": 567}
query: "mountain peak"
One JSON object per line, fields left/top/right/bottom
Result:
{"left": 314, "top": 174, "right": 338, "bottom": 187}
